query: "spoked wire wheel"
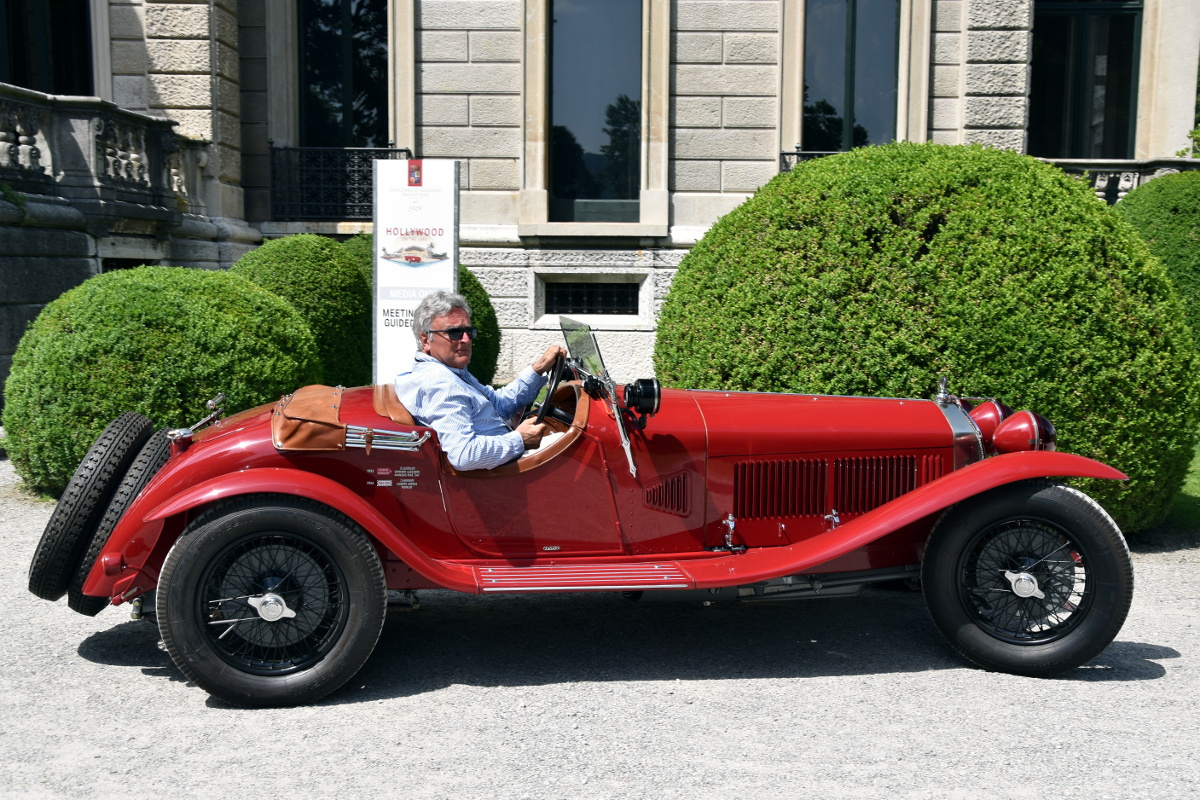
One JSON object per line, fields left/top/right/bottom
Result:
{"left": 958, "top": 517, "right": 1092, "bottom": 645}
{"left": 923, "top": 480, "right": 1132, "bottom": 677}
{"left": 201, "top": 533, "right": 349, "bottom": 675}
{"left": 159, "top": 495, "right": 386, "bottom": 707}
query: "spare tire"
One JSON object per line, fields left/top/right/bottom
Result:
{"left": 68, "top": 429, "right": 171, "bottom": 616}
{"left": 28, "top": 412, "right": 154, "bottom": 601}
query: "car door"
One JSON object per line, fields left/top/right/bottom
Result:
{"left": 438, "top": 387, "right": 626, "bottom": 558}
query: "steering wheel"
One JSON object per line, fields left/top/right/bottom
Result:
{"left": 534, "top": 353, "right": 566, "bottom": 425}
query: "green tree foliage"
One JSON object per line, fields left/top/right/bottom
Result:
{"left": 232, "top": 234, "right": 372, "bottom": 387}
{"left": 341, "top": 234, "right": 501, "bottom": 385}
{"left": 654, "top": 143, "right": 1199, "bottom": 531}
{"left": 3, "top": 267, "right": 321, "bottom": 493}
{"left": 550, "top": 125, "right": 600, "bottom": 200}
{"left": 1116, "top": 171, "right": 1200, "bottom": 347}
{"left": 600, "top": 94, "right": 640, "bottom": 199}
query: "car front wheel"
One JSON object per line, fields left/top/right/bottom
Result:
{"left": 922, "top": 480, "right": 1133, "bottom": 677}
{"left": 157, "top": 495, "right": 387, "bottom": 707}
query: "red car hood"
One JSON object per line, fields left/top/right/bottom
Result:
{"left": 686, "top": 390, "right": 953, "bottom": 457}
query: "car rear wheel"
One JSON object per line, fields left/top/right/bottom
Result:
{"left": 157, "top": 495, "right": 387, "bottom": 707}
{"left": 922, "top": 480, "right": 1133, "bottom": 677}
{"left": 67, "top": 429, "right": 171, "bottom": 616}
{"left": 28, "top": 412, "right": 154, "bottom": 601}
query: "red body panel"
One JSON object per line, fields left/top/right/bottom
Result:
{"left": 80, "top": 383, "right": 1127, "bottom": 603}
{"left": 690, "top": 391, "right": 952, "bottom": 456}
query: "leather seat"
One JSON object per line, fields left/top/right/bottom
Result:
{"left": 372, "top": 383, "right": 417, "bottom": 426}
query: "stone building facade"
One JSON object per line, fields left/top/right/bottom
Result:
{"left": 2, "top": 0, "right": 1199, "bottom": 395}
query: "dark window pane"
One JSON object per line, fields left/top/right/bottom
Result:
{"left": 1, "top": 0, "right": 92, "bottom": 95}
{"left": 1029, "top": 3, "right": 1140, "bottom": 159}
{"left": 802, "top": 0, "right": 898, "bottom": 151}
{"left": 545, "top": 283, "right": 639, "bottom": 315}
{"left": 549, "top": 0, "right": 641, "bottom": 222}
{"left": 299, "top": 0, "right": 388, "bottom": 147}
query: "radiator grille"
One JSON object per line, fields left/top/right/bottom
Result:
{"left": 834, "top": 455, "right": 943, "bottom": 514}
{"left": 734, "top": 459, "right": 826, "bottom": 519}
{"left": 644, "top": 472, "right": 691, "bottom": 515}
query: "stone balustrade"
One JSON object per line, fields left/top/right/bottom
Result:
{"left": 1046, "top": 158, "right": 1200, "bottom": 204}
{"left": 0, "top": 82, "right": 209, "bottom": 234}
{"left": 778, "top": 149, "right": 1200, "bottom": 205}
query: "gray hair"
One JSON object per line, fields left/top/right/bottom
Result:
{"left": 412, "top": 290, "right": 472, "bottom": 343}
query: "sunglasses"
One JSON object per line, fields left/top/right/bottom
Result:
{"left": 428, "top": 326, "right": 479, "bottom": 341}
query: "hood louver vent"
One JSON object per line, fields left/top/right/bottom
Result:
{"left": 644, "top": 472, "right": 691, "bottom": 516}
{"left": 734, "top": 459, "right": 826, "bottom": 519}
{"left": 834, "top": 455, "right": 943, "bottom": 514}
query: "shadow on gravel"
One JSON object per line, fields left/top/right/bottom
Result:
{"left": 68, "top": 588, "right": 1173, "bottom": 708}
{"left": 321, "top": 586, "right": 1169, "bottom": 705}
{"left": 1127, "top": 528, "right": 1200, "bottom": 554}
{"left": 1058, "top": 641, "right": 1176, "bottom": 681}
{"left": 76, "top": 619, "right": 187, "bottom": 684}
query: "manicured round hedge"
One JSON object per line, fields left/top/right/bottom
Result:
{"left": 1115, "top": 170, "right": 1200, "bottom": 347}
{"left": 3, "top": 267, "right": 321, "bottom": 493}
{"left": 342, "top": 234, "right": 501, "bottom": 385}
{"left": 233, "top": 234, "right": 371, "bottom": 386}
{"left": 654, "top": 143, "right": 1200, "bottom": 531}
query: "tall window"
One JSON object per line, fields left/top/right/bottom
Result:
{"left": 298, "top": 0, "right": 388, "bottom": 147}
{"left": 548, "top": 0, "right": 642, "bottom": 222}
{"left": 802, "top": 0, "right": 899, "bottom": 151}
{"left": 0, "top": 0, "right": 93, "bottom": 95}
{"left": 1029, "top": 1, "right": 1140, "bottom": 159}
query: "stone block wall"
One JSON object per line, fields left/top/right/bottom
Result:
{"left": 238, "top": 0, "right": 269, "bottom": 223}
{"left": 0, "top": 199, "right": 98, "bottom": 407}
{"left": 462, "top": 247, "right": 685, "bottom": 382}
{"left": 670, "top": 0, "right": 779, "bottom": 231}
{"left": 106, "top": 0, "right": 246, "bottom": 222}
{"left": 416, "top": 0, "right": 523, "bottom": 192}
{"left": 930, "top": 0, "right": 1030, "bottom": 149}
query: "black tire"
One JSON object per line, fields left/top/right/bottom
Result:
{"left": 67, "top": 430, "right": 171, "bottom": 616}
{"left": 922, "top": 480, "right": 1133, "bottom": 677}
{"left": 28, "top": 412, "right": 154, "bottom": 601}
{"left": 157, "top": 495, "right": 387, "bottom": 707}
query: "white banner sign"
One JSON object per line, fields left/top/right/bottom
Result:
{"left": 373, "top": 159, "right": 460, "bottom": 385}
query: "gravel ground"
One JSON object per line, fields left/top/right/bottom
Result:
{"left": 1, "top": 455, "right": 1198, "bottom": 800}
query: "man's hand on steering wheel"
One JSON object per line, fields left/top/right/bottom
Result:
{"left": 532, "top": 345, "right": 566, "bottom": 374}
{"left": 515, "top": 416, "right": 550, "bottom": 449}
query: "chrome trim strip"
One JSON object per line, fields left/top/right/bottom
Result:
{"left": 345, "top": 425, "right": 431, "bottom": 452}
{"left": 936, "top": 402, "right": 984, "bottom": 469}
{"left": 483, "top": 583, "right": 691, "bottom": 592}
{"left": 686, "top": 389, "right": 933, "bottom": 402}
{"left": 477, "top": 563, "right": 691, "bottom": 591}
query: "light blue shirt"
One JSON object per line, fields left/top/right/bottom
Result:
{"left": 395, "top": 353, "right": 546, "bottom": 470}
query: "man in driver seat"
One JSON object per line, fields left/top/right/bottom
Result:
{"left": 396, "top": 290, "right": 565, "bottom": 470}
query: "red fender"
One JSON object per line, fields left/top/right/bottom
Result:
{"left": 83, "top": 467, "right": 480, "bottom": 596}
{"left": 681, "top": 451, "right": 1126, "bottom": 588}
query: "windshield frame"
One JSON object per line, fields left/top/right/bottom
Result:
{"left": 557, "top": 316, "right": 639, "bottom": 477}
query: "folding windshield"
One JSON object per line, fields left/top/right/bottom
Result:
{"left": 559, "top": 316, "right": 608, "bottom": 380}
{"left": 558, "top": 316, "right": 639, "bottom": 476}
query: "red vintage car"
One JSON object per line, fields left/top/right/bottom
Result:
{"left": 28, "top": 319, "right": 1133, "bottom": 707}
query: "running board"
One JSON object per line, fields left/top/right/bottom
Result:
{"left": 476, "top": 562, "right": 692, "bottom": 592}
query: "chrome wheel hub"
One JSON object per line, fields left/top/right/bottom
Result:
{"left": 247, "top": 593, "right": 297, "bottom": 622}
{"left": 1003, "top": 570, "right": 1046, "bottom": 600}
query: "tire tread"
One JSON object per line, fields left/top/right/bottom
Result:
{"left": 28, "top": 413, "right": 154, "bottom": 601}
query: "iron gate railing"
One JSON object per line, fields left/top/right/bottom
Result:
{"left": 269, "top": 143, "right": 413, "bottom": 221}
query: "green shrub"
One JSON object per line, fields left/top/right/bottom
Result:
{"left": 654, "top": 142, "right": 1200, "bottom": 531}
{"left": 343, "top": 231, "right": 374, "bottom": 286}
{"left": 1116, "top": 171, "right": 1200, "bottom": 346}
{"left": 233, "top": 234, "right": 371, "bottom": 386}
{"left": 3, "top": 267, "right": 321, "bottom": 493}
{"left": 341, "top": 233, "right": 501, "bottom": 385}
